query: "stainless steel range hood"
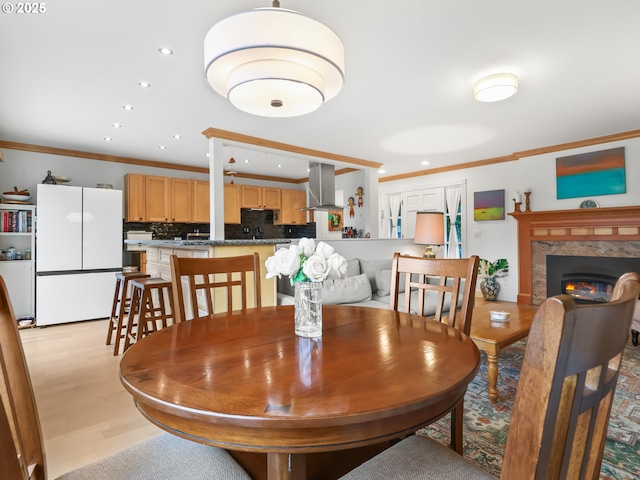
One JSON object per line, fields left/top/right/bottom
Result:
{"left": 305, "top": 162, "right": 343, "bottom": 211}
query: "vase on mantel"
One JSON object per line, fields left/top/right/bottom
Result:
{"left": 294, "top": 281, "right": 323, "bottom": 338}
{"left": 480, "top": 277, "right": 500, "bottom": 301}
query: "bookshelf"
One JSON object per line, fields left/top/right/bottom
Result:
{"left": 0, "top": 204, "right": 36, "bottom": 323}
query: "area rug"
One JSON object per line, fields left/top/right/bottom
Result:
{"left": 418, "top": 339, "right": 640, "bottom": 479}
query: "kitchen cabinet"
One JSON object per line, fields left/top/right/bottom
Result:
{"left": 192, "top": 180, "right": 210, "bottom": 223}
{"left": 170, "top": 177, "right": 192, "bottom": 222}
{"left": 0, "top": 204, "right": 35, "bottom": 320}
{"left": 126, "top": 174, "right": 207, "bottom": 223}
{"left": 224, "top": 183, "right": 241, "bottom": 224}
{"left": 240, "top": 185, "right": 281, "bottom": 210}
{"left": 277, "top": 189, "right": 308, "bottom": 224}
{"left": 125, "top": 173, "right": 146, "bottom": 222}
{"left": 144, "top": 176, "right": 171, "bottom": 222}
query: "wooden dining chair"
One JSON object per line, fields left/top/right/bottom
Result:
{"left": 170, "top": 253, "right": 262, "bottom": 322}
{"left": 340, "top": 271, "right": 640, "bottom": 480}
{"left": 389, "top": 252, "right": 479, "bottom": 454}
{"left": 0, "top": 275, "right": 251, "bottom": 480}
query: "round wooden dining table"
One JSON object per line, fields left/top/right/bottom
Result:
{"left": 120, "top": 305, "right": 480, "bottom": 480}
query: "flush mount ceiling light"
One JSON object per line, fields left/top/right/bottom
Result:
{"left": 474, "top": 73, "right": 518, "bottom": 102}
{"left": 204, "top": 1, "right": 345, "bottom": 117}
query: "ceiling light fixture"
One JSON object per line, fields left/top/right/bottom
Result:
{"left": 158, "top": 47, "right": 173, "bottom": 55}
{"left": 173, "top": 134, "right": 181, "bottom": 139}
{"left": 203, "top": 0, "right": 345, "bottom": 117}
{"left": 474, "top": 73, "right": 518, "bottom": 102}
{"left": 138, "top": 81, "right": 151, "bottom": 88}
{"left": 159, "top": 145, "right": 166, "bottom": 150}
{"left": 112, "top": 123, "right": 122, "bottom": 128}
{"left": 123, "top": 105, "right": 134, "bottom": 110}
{"left": 104, "top": 137, "right": 112, "bottom": 141}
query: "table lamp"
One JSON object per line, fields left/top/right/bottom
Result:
{"left": 414, "top": 211, "right": 445, "bottom": 258}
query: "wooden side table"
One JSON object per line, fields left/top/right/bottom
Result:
{"left": 470, "top": 299, "right": 538, "bottom": 403}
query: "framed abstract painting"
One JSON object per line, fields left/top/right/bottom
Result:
{"left": 474, "top": 189, "right": 505, "bottom": 221}
{"left": 556, "top": 147, "right": 626, "bottom": 199}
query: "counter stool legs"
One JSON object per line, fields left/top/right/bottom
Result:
{"left": 124, "top": 278, "right": 174, "bottom": 353}
{"left": 106, "top": 271, "right": 149, "bottom": 355}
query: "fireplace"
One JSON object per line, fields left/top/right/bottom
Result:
{"left": 510, "top": 206, "right": 640, "bottom": 304}
{"left": 546, "top": 255, "right": 640, "bottom": 304}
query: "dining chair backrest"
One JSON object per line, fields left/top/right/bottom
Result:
{"left": 389, "top": 253, "right": 480, "bottom": 335}
{"left": 339, "top": 272, "right": 640, "bottom": 480}
{"left": 500, "top": 271, "right": 640, "bottom": 479}
{"left": 170, "top": 253, "right": 262, "bottom": 322}
{"left": 0, "top": 275, "right": 46, "bottom": 480}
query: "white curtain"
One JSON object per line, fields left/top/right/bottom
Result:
{"left": 445, "top": 186, "right": 462, "bottom": 258}
{"left": 389, "top": 194, "right": 401, "bottom": 238}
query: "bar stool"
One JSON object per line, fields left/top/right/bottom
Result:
{"left": 123, "top": 277, "right": 174, "bottom": 353}
{"left": 106, "top": 271, "right": 149, "bottom": 355}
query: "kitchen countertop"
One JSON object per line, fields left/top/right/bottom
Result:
{"left": 124, "top": 239, "right": 292, "bottom": 247}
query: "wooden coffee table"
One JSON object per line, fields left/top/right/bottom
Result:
{"left": 470, "top": 299, "right": 538, "bottom": 403}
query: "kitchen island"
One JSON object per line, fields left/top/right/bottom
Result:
{"left": 124, "top": 239, "right": 291, "bottom": 310}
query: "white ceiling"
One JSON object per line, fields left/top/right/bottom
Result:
{"left": 1, "top": 0, "right": 639, "bottom": 181}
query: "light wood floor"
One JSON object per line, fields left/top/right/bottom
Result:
{"left": 19, "top": 319, "right": 160, "bottom": 478}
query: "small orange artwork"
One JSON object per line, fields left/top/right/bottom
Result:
{"left": 347, "top": 197, "right": 355, "bottom": 217}
{"left": 328, "top": 211, "right": 343, "bottom": 231}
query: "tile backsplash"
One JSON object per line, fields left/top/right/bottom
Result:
{"left": 224, "top": 209, "right": 315, "bottom": 240}
{"left": 124, "top": 209, "right": 315, "bottom": 241}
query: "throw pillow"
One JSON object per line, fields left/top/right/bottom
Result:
{"left": 321, "top": 273, "right": 372, "bottom": 304}
{"left": 374, "top": 269, "right": 406, "bottom": 297}
{"left": 358, "top": 258, "right": 393, "bottom": 293}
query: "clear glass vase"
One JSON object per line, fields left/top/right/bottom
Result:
{"left": 294, "top": 281, "right": 322, "bottom": 338}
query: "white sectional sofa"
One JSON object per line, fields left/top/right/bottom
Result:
{"left": 277, "top": 257, "right": 462, "bottom": 315}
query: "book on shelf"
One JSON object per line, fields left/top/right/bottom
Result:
{"left": 1, "top": 210, "right": 32, "bottom": 233}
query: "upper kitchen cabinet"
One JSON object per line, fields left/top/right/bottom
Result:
{"left": 192, "top": 180, "right": 210, "bottom": 224}
{"left": 125, "top": 174, "right": 208, "bottom": 223}
{"left": 125, "top": 173, "right": 146, "bottom": 222}
{"left": 240, "top": 185, "right": 281, "bottom": 210}
{"left": 170, "top": 177, "right": 193, "bottom": 222}
{"left": 145, "top": 175, "right": 171, "bottom": 222}
{"left": 224, "top": 184, "right": 241, "bottom": 224}
{"left": 277, "top": 189, "right": 308, "bottom": 224}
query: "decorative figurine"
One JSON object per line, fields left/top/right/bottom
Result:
{"left": 42, "top": 170, "right": 56, "bottom": 184}
{"left": 347, "top": 196, "right": 355, "bottom": 217}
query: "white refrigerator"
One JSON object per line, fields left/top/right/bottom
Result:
{"left": 36, "top": 184, "right": 122, "bottom": 326}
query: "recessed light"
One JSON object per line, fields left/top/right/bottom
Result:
{"left": 138, "top": 81, "right": 151, "bottom": 88}
{"left": 112, "top": 123, "right": 122, "bottom": 128}
{"left": 173, "top": 134, "right": 181, "bottom": 139}
{"left": 104, "top": 137, "right": 113, "bottom": 141}
{"left": 159, "top": 145, "right": 166, "bottom": 150}
{"left": 277, "top": 164, "right": 282, "bottom": 168}
{"left": 244, "top": 159, "right": 249, "bottom": 163}
{"left": 123, "top": 105, "right": 134, "bottom": 110}
{"left": 378, "top": 169, "right": 386, "bottom": 174}
{"left": 205, "top": 153, "right": 210, "bottom": 157}
{"left": 158, "top": 47, "right": 173, "bottom": 55}
{"left": 420, "top": 161, "right": 430, "bottom": 166}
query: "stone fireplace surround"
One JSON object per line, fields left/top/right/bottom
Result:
{"left": 510, "top": 206, "right": 640, "bottom": 305}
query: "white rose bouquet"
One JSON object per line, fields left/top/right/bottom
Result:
{"left": 265, "top": 238, "right": 347, "bottom": 284}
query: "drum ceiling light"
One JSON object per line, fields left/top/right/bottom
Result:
{"left": 204, "top": 1, "right": 345, "bottom": 117}
{"left": 474, "top": 73, "right": 518, "bottom": 102}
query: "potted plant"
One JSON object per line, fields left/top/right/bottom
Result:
{"left": 478, "top": 258, "right": 509, "bottom": 301}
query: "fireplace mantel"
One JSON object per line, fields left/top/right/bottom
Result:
{"left": 509, "top": 206, "right": 640, "bottom": 304}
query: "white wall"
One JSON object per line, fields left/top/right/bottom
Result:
{"left": 379, "top": 137, "right": 640, "bottom": 302}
